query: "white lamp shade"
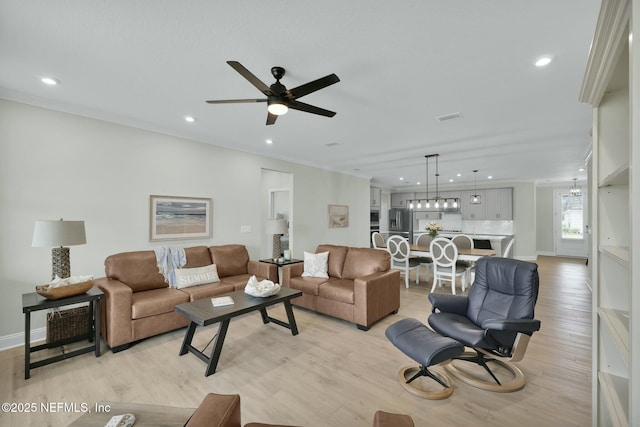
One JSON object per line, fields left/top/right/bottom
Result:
{"left": 265, "top": 218, "right": 288, "bottom": 235}
{"left": 32, "top": 220, "right": 86, "bottom": 247}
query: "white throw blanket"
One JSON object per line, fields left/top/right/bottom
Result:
{"left": 154, "top": 246, "right": 186, "bottom": 287}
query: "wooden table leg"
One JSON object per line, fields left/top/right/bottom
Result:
{"left": 284, "top": 300, "right": 299, "bottom": 336}
{"left": 205, "top": 320, "right": 230, "bottom": 376}
{"left": 24, "top": 310, "right": 31, "bottom": 380}
{"left": 179, "top": 322, "right": 198, "bottom": 356}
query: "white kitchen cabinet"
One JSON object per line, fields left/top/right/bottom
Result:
{"left": 391, "top": 192, "right": 413, "bottom": 208}
{"left": 484, "top": 188, "right": 513, "bottom": 220}
{"left": 460, "top": 190, "right": 485, "bottom": 219}
{"left": 370, "top": 187, "right": 381, "bottom": 207}
{"left": 580, "top": 2, "right": 638, "bottom": 425}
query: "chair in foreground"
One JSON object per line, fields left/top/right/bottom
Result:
{"left": 430, "top": 237, "right": 468, "bottom": 294}
{"left": 428, "top": 256, "right": 541, "bottom": 392}
{"left": 502, "top": 238, "right": 515, "bottom": 258}
{"left": 387, "top": 235, "right": 421, "bottom": 288}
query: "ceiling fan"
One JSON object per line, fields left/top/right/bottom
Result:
{"left": 206, "top": 61, "right": 340, "bottom": 125}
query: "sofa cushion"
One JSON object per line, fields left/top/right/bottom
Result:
{"left": 209, "top": 245, "right": 249, "bottom": 278}
{"left": 316, "top": 244, "right": 348, "bottom": 278}
{"left": 342, "top": 247, "right": 391, "bottom": 280}
{"left": 318, "top": 278, "right": 355, "bottom": 304}
{"left": 174, "top": 264, "right": 220, "bottom": 289}
{"left": 178, "top": 282, "right": 235, "bottom": 301}
{"left": 301, "top": 251, "right": 329, "bottom": 278}
{"left": 219, "top": 274, "right": 255, "bottom": 290}
{"left": 288, "top": 276, "right": 329, "bottom": 296}
{"left": 105, "top": 250, "right": 167, "bottom": 292}
{"left": 131, "top": 288, "right": 189, "bottom": 319}
{"left": 184, "top": 246, "right": 214, "bottom": 268}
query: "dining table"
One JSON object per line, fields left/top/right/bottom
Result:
{"left": 409, "top": 244, "right": 496, "bottom": 262}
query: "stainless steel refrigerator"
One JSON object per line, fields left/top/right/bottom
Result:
{"left": 389, "top": 208, "right": 411, "bottom": 238}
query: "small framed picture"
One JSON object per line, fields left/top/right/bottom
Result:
{"left": 328, "top": 204, "right": 349, "bottom": 228}
{"left": 150, "top": 195, "right": 212, "bottom": 241}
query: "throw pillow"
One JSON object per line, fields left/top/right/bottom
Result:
{"left": 301, "top": 251, "right": 329, "bottom": 278}
{"left": 174, "top": 264, "right": 220, "bottom": 289}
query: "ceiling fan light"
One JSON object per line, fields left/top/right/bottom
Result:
{"left": 267, "top": 101, "right": 288, "bottom": 116}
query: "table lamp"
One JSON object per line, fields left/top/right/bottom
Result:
{"left": 32, "top": 219, "right": 86, "bottom": 280}
{"left": 265, "top": 218, "right": 288, "bottom": 259}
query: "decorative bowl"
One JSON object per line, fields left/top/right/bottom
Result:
{"left": 36, "top": 280, "right": 94, "bottom": 300}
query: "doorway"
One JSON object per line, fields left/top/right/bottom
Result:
{"left": 261, "top": 169, "right": 293, "bottom": 258}
{"left": 554, "top": 188, "right": 588, "bottom": 257}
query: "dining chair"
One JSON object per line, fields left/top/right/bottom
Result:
{"left": 371, "top": 232, "right": 386, "bottom": 250}
{"left": 451, "top": 234, "right": 474, "bottom": 285}
{"left": 430, "top": 237, "right": 468, "bottom": 295}
{"left": 387, "top": 235, "right": 421, "bottom": 288}
{"left": 503, "top": 238, "right": 515, "bottom": 258}
{"left": 414, "top": 233, "right": 434, "bottom": 282}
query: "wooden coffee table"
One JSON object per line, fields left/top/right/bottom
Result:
{"left": 175, "top": 288, "right": 302, "bottom": 376}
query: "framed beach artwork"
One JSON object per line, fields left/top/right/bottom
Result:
{"left": 328, "top": 204, "right": 349, "bottom": 228}
{"left": 150, "top": 195, "right": 212, "bottom": 241}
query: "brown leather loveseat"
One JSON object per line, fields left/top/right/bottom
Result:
{"left": 281, "top": 244, "right": 400, "bottom": 330}
{"left": 95, "top": 245, "right": 276, "bottom": 352}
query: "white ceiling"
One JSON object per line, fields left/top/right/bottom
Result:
{"left": 0, "top": 1, "right": 600, "bottom": 190}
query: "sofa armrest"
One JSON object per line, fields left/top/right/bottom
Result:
{"left": 281, "top": 263, "right": 305, "bottom": 287}
{"left": 247, "top": 260, "right": 277, "bottom": 283}
{"left": 185, "top": 393, "right": 241, "bottom": 427}
{"left": 94, "top": 277, "right": 133, "bottom": 349}
{"left": 353, "top": 270, "right": 401, "bottom": 328}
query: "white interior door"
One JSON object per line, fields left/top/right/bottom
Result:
{"left": 554, "top": 188, "right": 588, "bottom": 257}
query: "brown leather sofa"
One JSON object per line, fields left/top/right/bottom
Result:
{"left": 70, "top": 393, "right": 414, "bottom": 426}
{"left": 95, "top": 245, "right": 276, "bottom": 351}
{"left": 281, "top": 244, "right": 400, "bottom": 330}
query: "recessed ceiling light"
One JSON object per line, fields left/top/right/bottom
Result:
{"left": 488, "top": 175, "right": 493, "bottom": 179}
{"left": 578, "top": 168, "right": 585, "bottom": 172}
{"left": 184, "top": 116, "right": 196, "bottom": 123}
{"left": 435, "top": 112, "right": 462, "bottom": 122}
{"left": 456, "top": 173, "right": 462, "bottom": 177}
{"left": 417, "top": 182, "right": 421, "bottom": 185}
{"left": 449, "top": 179, "right": 454, "bottom": 182}
{"left": 265, "top": 139, "right": 273, "bottom": 144}
{"left": 41, "top": 77, "right": 59, "bottom": 85}
{"left": 400, "top": 177, "right": 404, "bottom": 181}
{"left": 535, "top": 56, "right": 552, "bottom": 67}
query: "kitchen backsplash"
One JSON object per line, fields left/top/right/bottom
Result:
{"left": 462, "top": 220, "right": 513, "bottom": 236}
{"left": 417, "top": 218, "right": 513, "bottom": 236}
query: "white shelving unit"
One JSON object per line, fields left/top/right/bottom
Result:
{"left": 580, "top": 1, "right": 638, "bottom": 426}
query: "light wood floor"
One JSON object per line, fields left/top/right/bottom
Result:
{"left": 0, "top": 256, "right": 591, "bottom": 427}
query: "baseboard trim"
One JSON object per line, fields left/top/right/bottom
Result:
{"left": 0, "top": 327, "right": 46, "bottom": 352}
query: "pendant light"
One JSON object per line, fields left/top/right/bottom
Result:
{"left": 470, "top": 170, "right": 482, "bottom": 204}
{"left": 570, "top": 178, "right": 581, "bottom": 196}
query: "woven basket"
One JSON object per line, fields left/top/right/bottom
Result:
{"left": 46, "top": 306, "right": 89, "bottom": 344}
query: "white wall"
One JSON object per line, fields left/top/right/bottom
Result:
{"left": 0, "top": 99, "right": 370, "bottom": 340}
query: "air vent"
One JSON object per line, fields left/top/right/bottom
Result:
{"left": 436, "top": 112, "right": 462, "bottom": 122}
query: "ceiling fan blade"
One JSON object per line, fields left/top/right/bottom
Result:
{"left": 227, "top": 61, "right": 273, "bottom": 96}
{"left": 287, "top": 100, "right": 336, "bottom": 117}
{"left": 266, "top": 112, "right": 278, "bottom": 125}
{"left": 287, "top": 74, "right": 340, "bottom": 99}
{"left": 206, "top": 98, "right": 267, "bottom": 104}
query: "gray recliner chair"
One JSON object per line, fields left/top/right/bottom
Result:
{"left": 428, "top": 256, "right": 541, "bottom": 392}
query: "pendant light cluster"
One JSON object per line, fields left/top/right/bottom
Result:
{"left": 408, "top": 154, "right": 460, "bottom": 211}
{"left": 470, "top": 169, "right": 482, "bottom": 205}
{"left": 570, "top": 178, "right": 582, "bottom": 196}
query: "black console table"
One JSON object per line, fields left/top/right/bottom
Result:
{"left": 22, "top": 287, "right": 103, "bottom": 379}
